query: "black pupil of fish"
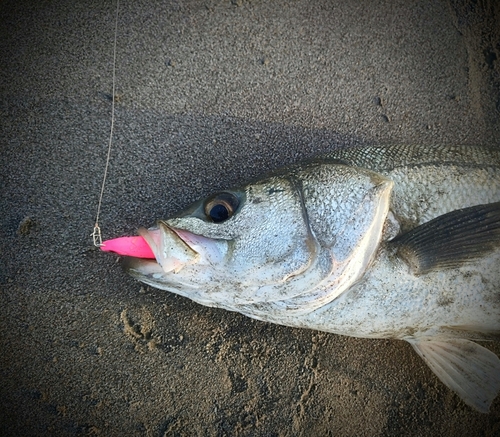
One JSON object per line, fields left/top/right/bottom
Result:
{"left": 209, "top": 203, "right": 230, "bottom": 222}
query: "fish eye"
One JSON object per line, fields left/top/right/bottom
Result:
{"left": 204, "top": 192, "right": 240, "bottom": 223}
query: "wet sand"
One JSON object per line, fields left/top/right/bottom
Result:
{"left": 1, "top": 0, "right": 499, "bottom": 435}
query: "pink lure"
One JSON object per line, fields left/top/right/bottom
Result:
{"left": 101, "top": 236, "right": 155, "bottom": 259}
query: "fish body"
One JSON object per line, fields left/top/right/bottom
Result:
{"left": 116, "top": 145, "right": 500, "bottom": 412}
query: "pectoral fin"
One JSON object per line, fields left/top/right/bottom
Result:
{"left": 391, "top": 202, "right": 500, "bottom": 275}
{"left": 409, "top": 338, "right": 500, "bottom": 413}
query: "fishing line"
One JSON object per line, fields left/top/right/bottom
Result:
{"left": 92, "top": 0, "right": 120, "bottom": 247}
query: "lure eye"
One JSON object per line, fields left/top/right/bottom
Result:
{"left": 204, "top": 192, "right": 240, "bottom": 223}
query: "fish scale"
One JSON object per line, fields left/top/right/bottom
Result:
{"left": 326, "top": 145, "right": 500, "bottom": 228}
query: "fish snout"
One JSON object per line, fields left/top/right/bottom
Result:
{"left": 138, "top": 222, "right": 200, "bottom": 273}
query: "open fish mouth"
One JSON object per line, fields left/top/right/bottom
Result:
{"left": 101, "top": 221, "right": 227, "bottom": 274}
{"left": 137, "top": 222, "right": 200, "bottom": 273}
{"left": 102, "top": 223, "right": 231, "bottom": 306}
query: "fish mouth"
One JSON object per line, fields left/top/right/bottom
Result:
{"left": 102, "top": 221, "right": 227, "bottom": 287}
{"left": 136, "top": 222, "right": 202, "bottom": 273}
{"left": 120, "top": 222, "right": 229, "bottom": 300}
{"left": 137, "top": 221, "right": 228, "bottom": 274}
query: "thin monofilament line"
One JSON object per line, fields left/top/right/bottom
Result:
{"left": 93, "top": 0, "right": 120, "bottom": 247}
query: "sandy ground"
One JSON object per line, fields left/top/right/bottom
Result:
{"left": 1, "top": 0, "right": 500, "bottom": 435}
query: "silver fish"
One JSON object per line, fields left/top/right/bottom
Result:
{"left": 122, "top": 145, "right": 500, "bottom": 412}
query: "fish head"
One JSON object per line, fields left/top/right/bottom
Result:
{"left": 124, "top": 162, "right": 393, "bottom": 319}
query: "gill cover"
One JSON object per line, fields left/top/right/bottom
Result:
{"left": 235, "top": 162, "right": 394, "bottom": 317}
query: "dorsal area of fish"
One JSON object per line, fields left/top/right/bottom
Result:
{"left": 325, "top": 145, "right": 500, "bottom": 231}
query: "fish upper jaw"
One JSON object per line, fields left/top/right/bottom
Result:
{"left": 138, "top": 222, "right": 227, "bottom": 274}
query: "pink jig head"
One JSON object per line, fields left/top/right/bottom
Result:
{"left": 100, "top": 236, "right": 155, "bottom": 259}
